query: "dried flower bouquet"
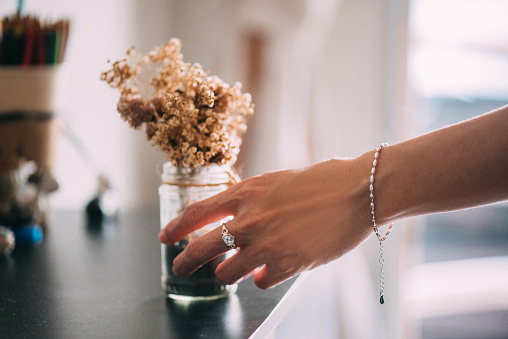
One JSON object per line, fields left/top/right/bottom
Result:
{"left": 101, "top": 38, "right": 254, "bottom": 167}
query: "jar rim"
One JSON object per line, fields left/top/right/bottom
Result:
{"left": 161, "top": 162, "right": 234, "bottom": 185}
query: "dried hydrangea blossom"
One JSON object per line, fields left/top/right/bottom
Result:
{"left": 101, "top": 38, "right": 254, "bottom": 167}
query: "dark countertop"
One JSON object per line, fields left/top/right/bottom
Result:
{"left": 0, "top": 210, "right": 296, "bottom": 339}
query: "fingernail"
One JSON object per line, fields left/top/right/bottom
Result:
{"left": 159, "top": 231, "right": 169, "bottom": 244}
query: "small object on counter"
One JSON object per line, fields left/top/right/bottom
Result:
{"left": 10, "top": 223, "right": 42, "bottom": 244}
{"left": 0, "top": 226, "right": 15, "bottom": 256}
{"left": 85, "top": 175, "right": 118, "bottom": 226}
{"left": 0, "top": 159, "right": 58, "bottom": 229}
{"left": 86, "top": 197, "right": 103, "bottom": 225}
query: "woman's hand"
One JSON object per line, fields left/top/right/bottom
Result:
{"left": 159, "top": 157, "right": 374, "bottom": 289}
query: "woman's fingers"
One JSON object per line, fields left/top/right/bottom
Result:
{"left": 172, "top": 225, "right": 229, "bottom": 277}
{"left": 253, "top": 264, "right": 295, "bottom": 290}
{"left": 214, "top": 248, "right": 264, "bottom": 285}
{"left": 159, "top": 188, "right": 237, "bottom": 244}
{"left": 172, "top": 222, "right": 264, "bottom": 284}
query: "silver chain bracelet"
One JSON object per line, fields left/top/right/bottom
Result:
{"left": 370, "top": 143, "right": 393, "bottom": 304}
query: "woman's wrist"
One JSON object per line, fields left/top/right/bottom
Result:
{"left": 354, "top": 146, "right": 400, "bottom": 228}
{"left": 335, "top": 153, "right": 380, "bottom": 233}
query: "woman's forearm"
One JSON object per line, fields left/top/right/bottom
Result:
{"left": 370, "top": 105, "right": 508, "bottom": 225}
{"left": 159, "top": 105, "right": 508, "bottom": 290}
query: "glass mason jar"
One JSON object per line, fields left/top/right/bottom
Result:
{"left": 159, "top": 162, "right": 237, "bottom": 300}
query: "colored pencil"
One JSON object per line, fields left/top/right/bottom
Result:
{"left": 0, "top": 14, "right": 70, "bottom": 66}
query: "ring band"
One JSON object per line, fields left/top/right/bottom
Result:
{"left": 221, "top": 223, "right": 237, "bottom": 250}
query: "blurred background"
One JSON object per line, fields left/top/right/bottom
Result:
{"left": 1, "top": 0, "right": 507, "bottom": 338}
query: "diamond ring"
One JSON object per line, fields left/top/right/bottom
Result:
{"left": 221, "top": 223, "right": 237, "bottom": 250}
